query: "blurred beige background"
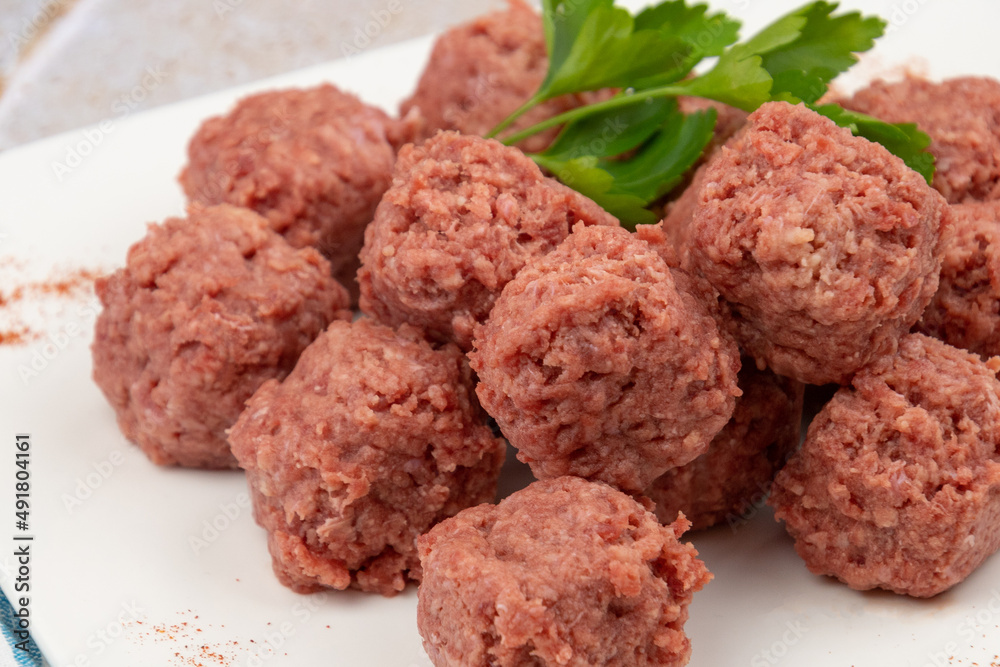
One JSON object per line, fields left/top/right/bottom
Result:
{"left": 0, "top": 0, "right": 500, "bottom": 151}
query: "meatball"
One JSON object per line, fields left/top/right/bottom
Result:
{"left": 658, "top": 163, "right": 711, "bottom": 266}
{"left": 180, "top": 84, "right": 403, "bottom": 297}
{"left": 228, "top": 319, "right": 506, "bottom": 596}
{"left": 688, "top": 101, "right": 950, "bottom": 385}
{"left": 92, "top": 204, "right": 349, "bottom": 469}
{"left": 470, "top": 224, "right": 741, "bottom": 493}
{"left": 417, "top": 476, "right": 712, "bottom": 667}
{"left": 647, "top": 362, "right": 804, "bottom": 531}
{"left": 840, "top": 76, "right": 1000, "bottom": 203}
{"left": 915, "top": 201, "right": 1000, "bottom": 359}
{"left": 400, "top": 0, "right": 603, "bottom": 153}
{"left": 358, "top": 131, "right": 618, "bottom": 351}
{"left": 769, "top": 334, "right": 1000, "bottom": 598}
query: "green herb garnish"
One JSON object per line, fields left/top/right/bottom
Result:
{"left": 489, "top": 0, "right": 935, "bottom": 228}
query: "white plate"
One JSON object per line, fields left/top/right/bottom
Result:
{"left": 2, "top": 2, "right": 1000, "bottom": 665}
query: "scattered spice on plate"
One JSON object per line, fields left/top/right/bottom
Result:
{"left": 0, "top": 261, "right": 101, "bottom": 345}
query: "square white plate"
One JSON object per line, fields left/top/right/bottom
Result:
{"left": 1, "top": 2, "right": 999, "bottom": 665}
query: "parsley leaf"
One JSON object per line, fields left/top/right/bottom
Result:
{"left": 542, "top": 95, "right": 678, "bottom": 161}
{"left": 534, "top": 155, "right": 660, "bottom": 225}
{"left": 599, "top": 105, "right": 717, "bottom": 204}
{"left": 490, "top": 0, "right": 935, "bottom": 224}
{"left": 812, "top": 103, "right": 935, "bottom": 183}
{"left": 633, "top": 1, "right": 741, "bottom": 84}
{"left": 490, "top": 0, "right": 693, "bottom": 137}
{"left": 665, "top": 12, "right": 803, "bottom": 111}
{"left": 534, "top": 101, "right": 717, "bottom": 228}
{"left": 760, "top": 2, "right": 886, "bottom": 104}
{"left": 539, "top": 0, "right": 692, "bottom": 97}
{"left": 675, "top": 2, "right": 885, "bottom": 110}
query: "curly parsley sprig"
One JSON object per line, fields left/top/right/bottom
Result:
{"left": 488, "top": 0, "right": 935, "bottom": 227}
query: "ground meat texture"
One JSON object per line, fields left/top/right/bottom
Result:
{"left": 769, "top": 334, "right": 1000, "bottom": 598}
{"left": 915, "top": 201, "right": 1000, "bottom": 359}
{"left": 647, "top": 363, "right": 804, "bottom": 531}
{"left": 633, "top": 220, "right": 681, "bottom": 268}
{"left": 688, "top": 101, "right": 950, "bottom": 386}
{"left": 228, "top": 319, "right": 505, "bottom": 596}
{"left": 840, "top": 76, "right": 1000, "bottom": 204}
{"left": 399, "top": 0, "right": 603, "bottom": 154}
{"left": 658, "top": 163, "right": 711, "bottom": 266}
{"left": 470, "top": 224, "right": 741, "bottom": 493}
{"left": 417, "top": 476, "right": 711, "bottom": 667}
{"left": 92, "top": 204, "right": 349, "bottom": 469}
{"left": 180, "top": 84, "right": 402, "bottom": 298}
{"left": 358, "top": 131, "right": 618, "bottom": 351}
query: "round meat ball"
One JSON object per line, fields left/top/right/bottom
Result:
{"left": 657, "top": 163, "right": 711, "bottom": 267}
{"left": 470, "top": 224, "right": 741, "bottom": 493}
{"left": 688, "top": 101, "right": 950, "bottom": 386}
{"left": 92, "top": 204, "right": 350, "bottom": 469}
{"left": 769, "top": 334, "right": 1000, "bottom": 598}
{"left": 228, "top": 318, "right": 506, "bottom": 596}
{"left": 647, "top": 362, "right": 804, "bottom": 531}
{"left": 417, "top": 476, "right": 712, "bottom": 667}
{"left": 915, "top": 201, "right": 1000, "bottom": 359}
{"left": 180, "top": 84, "right": 403, "bottom": 298}
{"left": 400, "top": 0, "right": 604, "bottom": 153}
{"left": 840, "top": 76, "right": 1000, "bottom": 203}
{"left": 358, "top": 131, "right": 618, "bottom": 351}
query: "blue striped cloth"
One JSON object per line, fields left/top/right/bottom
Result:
{"left": 0, "top": 588, "right": 45, "bottom": 667}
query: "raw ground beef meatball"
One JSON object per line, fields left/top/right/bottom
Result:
{"left": 399, "top": 0, "right": 605, "bottom": 153}
{"left": 228, "top": 318, "right": 506, "bottom": 596}
{"left": 358, "top": 131, "right": 618, "bottom": 351}
{"left": 470, "top": 224, "right": 741, "bottom": 493}
{"left": 688, "top": 101, "right": 951, "bottom": 386}
{"left": 658, "top": 163, "right": 711, "bottom": 265}
{"left": 92, "top": 204, "right": 349, "bottom": 469}
{"left": 647, "top": 362, "right": 804, "bottom": 531}
{"left": 769, "top": 334, "right": 1000, "bottom": 598}
{"left": 915, "top": 201, "right": 1000, "bottom": 359}
{"left": 180, "top": 84, "right": 404, "bottom": 298}
{"left": 657, "top": 102, "right": 748, "bottom": 253}
{"left": 417, "top": 476, "right": 712, "bottom": 667}
{"left": 839, "top": 76, "right": 1000, "bottom": 203}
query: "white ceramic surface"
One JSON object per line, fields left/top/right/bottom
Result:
{"left": 1, "top": 2, "right": 999, "bottom": 665}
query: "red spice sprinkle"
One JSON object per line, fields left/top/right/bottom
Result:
{"left": 0, "top": 264, "right": 102, "bottom": 346}
{"left": 124, "top": 609, "right": 255, "bottom": 667}
{"left": 0, "top": 328, "right": 29, "bottom": 345}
